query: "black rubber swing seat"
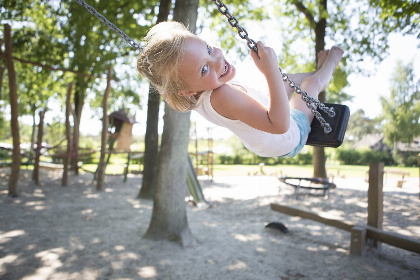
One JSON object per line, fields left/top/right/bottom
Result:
{"left": 306, "top": 103, "right": 350, "bottom": 148}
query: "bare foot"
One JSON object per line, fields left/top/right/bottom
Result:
{"left": 315, "top": 46, "right": 344, "bottom": 91}
{"left": 324, "top": 46, "right": 344, "bottom": 73}
{"left": 317, "top": 50, "right": 329, "bottom": 70}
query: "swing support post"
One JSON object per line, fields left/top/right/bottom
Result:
{"left": 367, "top": 162, "right": 384, "bottom": 251}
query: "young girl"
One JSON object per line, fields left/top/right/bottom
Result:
{"left": 137, "top": 21, "right": 343, "bottom": 157}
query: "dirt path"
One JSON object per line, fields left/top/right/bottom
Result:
{"left": 1, "top": 169, "right": 419, "bottom": 279}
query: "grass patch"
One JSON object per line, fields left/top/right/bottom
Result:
{"left": 81, "top": 163, "right": 142, "bottom": 175}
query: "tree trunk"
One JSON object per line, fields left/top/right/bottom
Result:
{"left": 72, "top": 103, "right": 79, "bottom": 174}
{"left": 96, "top": 67, "right": 113, "bottom": 191}
{"left": 0, "top": 66, "right": 4, "bottom": 101}
{"left": 0, "top": 39, "right": 3, "bottom": 102}
{"left": 312, "top": 0, "right": 328, "bottom": 179}
{"left": 4, "top": 24, "right": 20, "bottom": 197}
{"left": 33, "top": 110, "right": 46, "bottom": 185}
{"left": 138, "top": 86, "right": 161, "bottom": 199}
{"left": 143, "top": 0, "right": 199, "bottom": 247}
{"left": 62, "top": 83, "right": 73, "bottom": 187}
{"left": 72, "top": 84, "right": 85, "bottom": 175}
{"left": 144, "top": 107, "right": 195, "bottom": 246}
{"left": 30, "top": 112, "right": 36, "bottom": 164}
{"left": 138, "top": 0, "right": 172, "bottom": 199}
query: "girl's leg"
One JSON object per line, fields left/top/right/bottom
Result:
{"left": 283, "top": 50, "right": 329, "bottom": 100}
{"left": 283, "top": 72, "right": 314, "bottom": 100}
{"left": 290, "top": 46, "right": 343, "bottom": 123}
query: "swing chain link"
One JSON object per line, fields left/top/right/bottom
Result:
{"left": 211, "top": 0, "right": 334, "bottom": 134}
{"left": 74, "top": 0, "right": 143, "bottom": 52}
{"left": 211, "top": 0, "right": 258, "bottom": 52}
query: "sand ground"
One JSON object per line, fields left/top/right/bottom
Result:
{"left": 1, "top": 168, "right": 419, "bottom": 279}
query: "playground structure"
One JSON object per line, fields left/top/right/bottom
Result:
{"left": 107, "top": 109, "right": 136, "bottom": 152}
{"left": 279, "top": 176, "right": 336, "bottom": 199}
{"left": 191, "top": 123, "right": 214, "bottom": 180}
{"left": 95, "top": 109, "right": 143, "bottom": 182}
{"left": 186, "top": 155, "right": 208, "bottom": 205}
{"left": 271, "top": 162, "right": 420, "bottom": 256}
{"left": 365, "top": 168, "right": 411, "bottom": 188}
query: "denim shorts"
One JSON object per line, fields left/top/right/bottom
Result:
{"left": 281, "top": 109, "right": 311, "bottom": 157}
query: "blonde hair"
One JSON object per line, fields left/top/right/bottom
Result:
{"left": 137, "top": 21, "right": 199, "bottom": 112}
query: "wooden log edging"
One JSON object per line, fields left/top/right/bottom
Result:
{"left": 270, "top": 203, "right": 354, "bottom": 232}
{"left": 270, "top": 203, "right": 420, "bottom": 255}
{"left": 366, "top": 226, "right": 420, "bottom": 254}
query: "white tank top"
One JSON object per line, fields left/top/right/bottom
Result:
{"left": 193, "top": 83, "right": 300, "bottom": 157}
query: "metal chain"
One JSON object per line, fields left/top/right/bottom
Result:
{"left": 210, "top": 0, "right": 335, "bottom": 134}
{"left": 74, "top": 0, "right": 143, "bottom": 51}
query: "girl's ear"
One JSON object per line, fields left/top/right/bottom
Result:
{"left": 178, "top": 90, "right": 196, "bottom": 97}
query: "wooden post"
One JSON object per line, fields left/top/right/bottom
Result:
{"left": 350, "top": 226, "right": 367, "bottom": 256}
{"left": 367, "top": 162, "right": 384, "bottom": 251}
{"left": 124, "top": 153, "right": 130, "bottom": 183}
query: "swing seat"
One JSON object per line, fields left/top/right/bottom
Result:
{"left": 306, "top": 103, "right": 350, "bottom": 148}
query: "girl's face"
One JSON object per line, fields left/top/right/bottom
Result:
{"left": 178, "top": 37, "right": 236, "bottom": 96}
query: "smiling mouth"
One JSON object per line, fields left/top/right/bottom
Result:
{"left": 220, "top": 61, "right": 229, "bottom": 77}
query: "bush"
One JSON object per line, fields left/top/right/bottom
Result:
{"left": 335, "top": 148, "right": 395, "bottom": 165}
{"left": 80, "top": 151, "right": 99, "bottom": 164}
{"left": 216, "top": 155, "right": 233, "bottom": 164}
{"left": 336, "top": 149, "right": 361, "bottom": 165}
{"left": 403, "top": 154, "right": 419, "bottom": 167}
{"left": 233, "top": 155, "right": 243, "bottom": 164}
{"left": 296, "top": 152, "right": 312, "bottom": 165}
{"left": 393, "top": 150, "right": 419, "bottom": 167}
{"left": 0, "top": 149, "right": 11, "bottom": 159}
{"left": 360, "top": 150, "right": 394, "bottom": 166}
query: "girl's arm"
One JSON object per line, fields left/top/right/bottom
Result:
{"left": 211, "top": 41, "right": 290, "bottom": 134}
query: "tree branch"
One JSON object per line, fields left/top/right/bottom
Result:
{"left": 292, "top": 0, "right": 317, "bottom": 29}
{"left": 11, "top": 56, "right": 99, "bottom": 79}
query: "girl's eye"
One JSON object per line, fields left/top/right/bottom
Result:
{"left": 207, "top": 45, "right": 211, "bottom": 54}
{"left": 201, "top": 65, "right": 208, "bottom": 75}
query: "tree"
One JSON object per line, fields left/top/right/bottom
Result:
{"left": 12, "top": 0, "right": 157, "bottom": 175}
{"left": 346, "top": 109, "right": 381, "bottom": 142}
{"left": 143, "top": 0, "right": 199, "bottom": 247}
{"left": 138, "top": 0, "right": 172, "bottom": 199}
{"left": 380, "top": 60, "right": 420, "bottom": 148}
{"left": 1, "top": 2, "right": 65, "bottom": 178}
{"left": 66, "top": 1, "right": 131, "bottom": 174}
{"left": 4, "top": 24, "right": 20, "bottom": 197}
{"left": 267, "top": 0, "right": 419, "bottom": 178}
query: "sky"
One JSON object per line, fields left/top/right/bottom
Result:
{"left": 344, "top": 33, "right": 420, "bottom": 119}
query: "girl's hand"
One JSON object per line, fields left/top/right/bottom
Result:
{"left": 250, "top": 41, "right": 279, "bottom": 78}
